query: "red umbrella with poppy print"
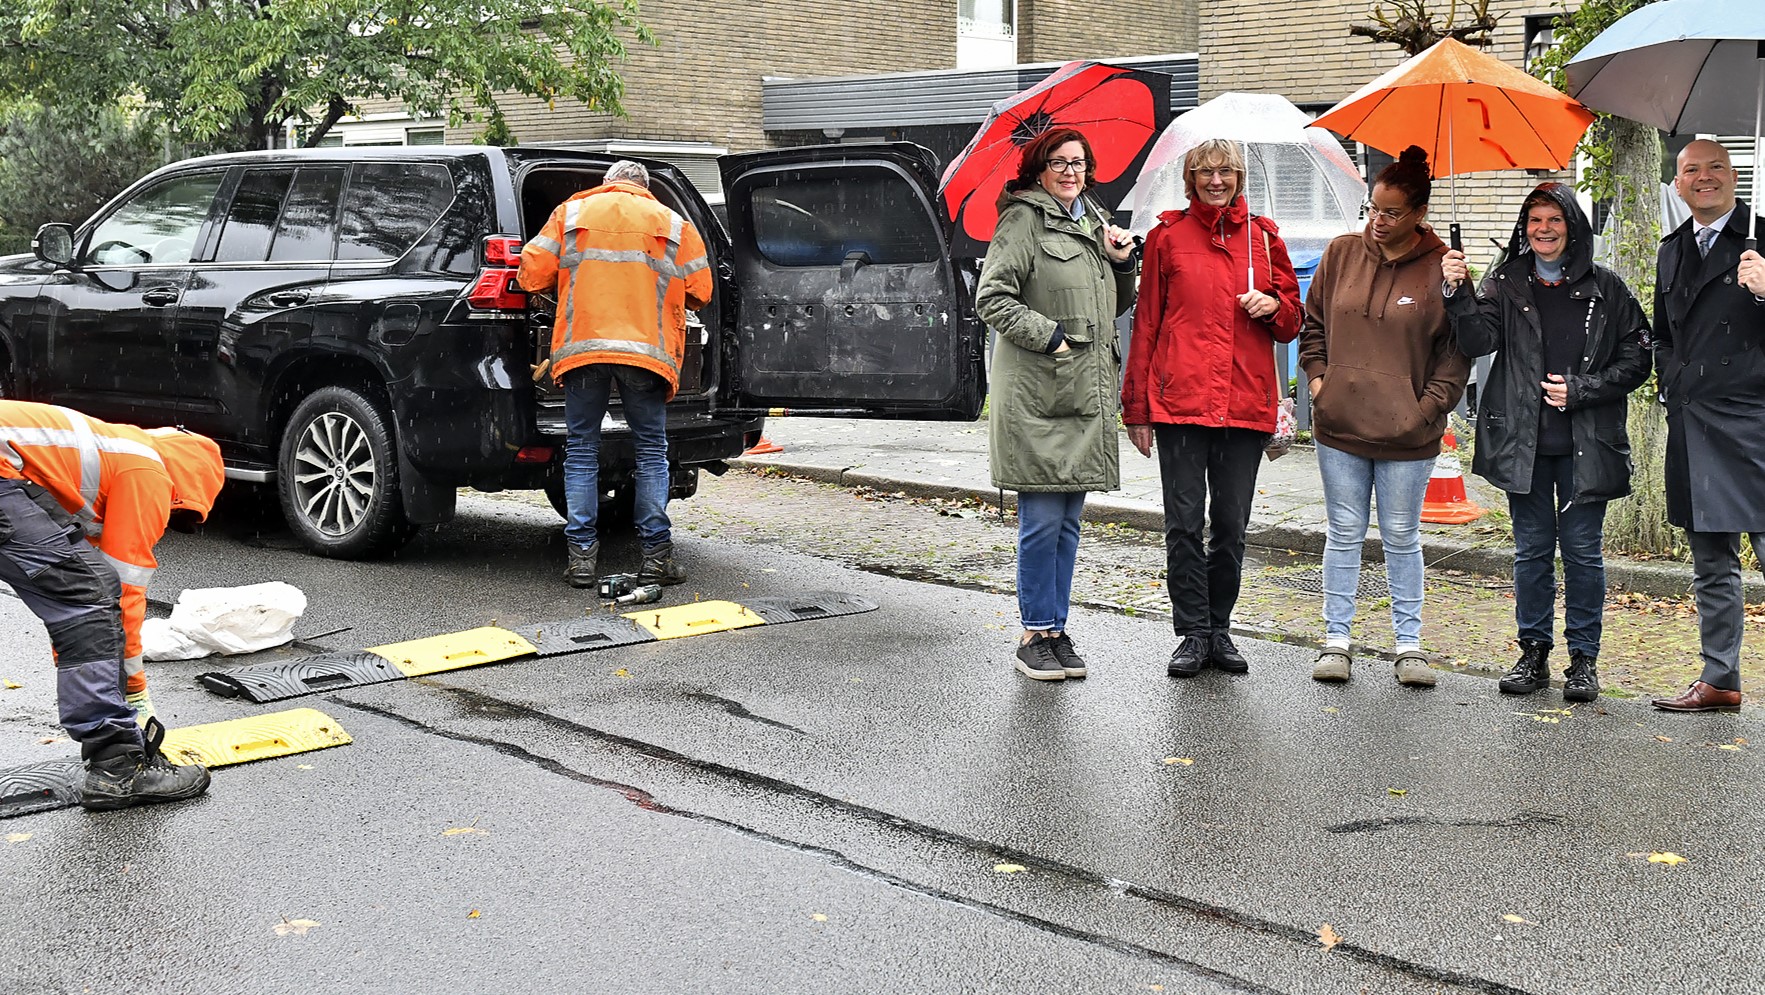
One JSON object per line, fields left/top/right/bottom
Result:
{"left": 939, "top": 61, "right": 1173, "bottom": 258}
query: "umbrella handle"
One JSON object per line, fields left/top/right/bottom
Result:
{"left": 1450, "top": 223, "right": 1463, "bottom": 253}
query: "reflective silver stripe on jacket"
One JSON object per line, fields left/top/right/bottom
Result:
{"left": 103, "top": 553, "right": 155, "bottom": 588}
{"left": 123, "top": 655, "right": 144, "bottom": 678}
{"left": 556, "top": 207, "right": 702, "bottom": 363}
{"left": 527, "top": 233, "right": 562, "bottom": 257}
{"left": 0, "top": 412, "right": 164, "bottom": 537}
{"left": 551, "top": 338, "right": 678, "bottom": 372}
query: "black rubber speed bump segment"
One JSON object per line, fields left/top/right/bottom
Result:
{"left": 198, "top": 651, "right": 404, "bottom": 703}
{"left": 740, "top": 593, "right": 879, "bottom": 625}
{"left": 512, "top": 616, "right": 657, "bottom": 657}
{"left": 0, "top": 759, "right": 83, "bottom": 819}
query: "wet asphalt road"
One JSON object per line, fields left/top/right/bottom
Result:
{"left": 1, "top": 483, "right": 1762, "bottom": 995}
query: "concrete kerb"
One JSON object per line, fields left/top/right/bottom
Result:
{"left": 731, "top": 457, "right": 1724, "bottom": 600}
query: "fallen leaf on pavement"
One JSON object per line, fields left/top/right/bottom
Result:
{"left": 37, "top": 737, "right": 65, "bottom": 745}
{"left": 467, "top": 909, "right": 482, "bottom": 919}
{"left": 613, "top": 668, "right": 630, "bottom": 678}
{"left": 1502, "top": 914, "right": 1535, "bottom": 925}
{"left": 1717, "top": 744, "right": 1743, "bottom": 752}
{"left": 1647, "top": 852, "right": 1688, "bottom": 865}
{"left": 297, "top": 764, "right": 314, "bottom": 770}
{"left": 1532, "top": 715, "right": 1560, "bottom": 724}
{"left": 443, "top": 826, "right": 487, "bottom": 837}
{"left": 7, "top": 833, "right": 32, "bottom": 843}
{"left": 273, "top": 918, "right": 320, "bottom": 936}
{"left": 1737, "top": 737, "right": 1751, "bottom": 746}
{"left": 811, "top": 913, "right": 828, "bottom": 922}
{"left": 1162, "top": 757, "right": 1194, "bottom": 766}
{"left": 1318, "top": 923, "right": 1342, "bottom": 951}
{"left": 2, "top": 678, "right": 21, "bottom": 689}
{"left": 1322, "top": 706, "right": 1340, "bottom": 714}
{"left": 1388, "top": 788, "right": 1408, "bottom": 796}
{"left": 993, "top": 863, "right": 1027, "bottom": 874}
{"left": 1654, "top": 735, "right": 1673, "bottom": 743}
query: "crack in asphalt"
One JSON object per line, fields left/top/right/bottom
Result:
{"left": 680, "top": 691, "right": 806, "bottom": 734}
{"left": 1324, "top": 811, "right": 1570, "bottom": 835}
{"left": 334, "top": 690, "right": 1543, "bottom": 995}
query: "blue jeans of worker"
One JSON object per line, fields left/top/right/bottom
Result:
{"left": 1316, "top": 443, "right": 1434, "bottom": 645}
{"left": 562, "top": 364, "right": 672, "bottom": 550}
{"left": 0, "top": 479, "right": 140, "bottom": 759}
{"left": 1508, "top": 454, "right": 1606, "bottom": 658}
{"left": 1017, "top": 491, "right": 1085, "bottom": 631}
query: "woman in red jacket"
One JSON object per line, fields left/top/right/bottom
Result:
{"left": 1122, "top": 138, "right": 1303, "bottom": 678}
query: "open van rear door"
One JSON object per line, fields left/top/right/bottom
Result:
{"left": 717, "top": 143, "right": 984, "bottom": 419}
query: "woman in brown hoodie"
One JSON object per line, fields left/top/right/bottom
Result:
{"left": 1297, "top": 147, "right": 1470, "bottom": 687}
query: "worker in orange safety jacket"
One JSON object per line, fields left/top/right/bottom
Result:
{"left": 0, "top": 400, "right": 223, "bottom": 810}
{"left": 517, "top": 159, "right": 713, "bottom": 589}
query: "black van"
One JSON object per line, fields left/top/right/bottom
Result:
{"left": 0, "top": 144, "right": 985, "bottom": 557}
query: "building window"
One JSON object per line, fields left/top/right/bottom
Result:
{"left": 1524, "top": 15, "right": 1559, "bottom": 73}
{"left": 406, "top": 127, "right": 445, "bottom": 146}
{"left": 958, "top": 0, "right": 1015, "bottom": 69}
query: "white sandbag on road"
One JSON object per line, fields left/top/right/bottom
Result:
{"left": 142, "top": 582, "right": 308, "bottom": 661}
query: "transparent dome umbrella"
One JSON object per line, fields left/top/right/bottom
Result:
{"left": 1128, "top": 92, "right": 1366, "bottom": 267}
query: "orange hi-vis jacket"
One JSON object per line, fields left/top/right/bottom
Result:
{"left": 0, "top": 401, "right": 225, "bottom": 691}
{"left": 517, "top": 181, "right": 713, "bottom": 399}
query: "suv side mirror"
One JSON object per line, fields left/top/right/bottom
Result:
{"left": 34, "top": 223, "right": 76, "bottom": 268}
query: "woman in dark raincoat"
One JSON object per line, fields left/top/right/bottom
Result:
{"left": 1442, "top": 182, "right": 1650, "bottom": 703}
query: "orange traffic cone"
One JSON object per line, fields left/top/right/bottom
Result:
{"left": 743, "top": 436, "right": 783, "bottom": 455}
{"left": 1420, "top": 429, "right": 1484, "bottom": 524}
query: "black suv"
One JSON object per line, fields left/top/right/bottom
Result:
{"left": 0, "top": 144, "right": 985, "bottom": 557}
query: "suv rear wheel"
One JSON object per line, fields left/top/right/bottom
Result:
{"left": 278, "top": 385, "right": 414, "bottom": 558}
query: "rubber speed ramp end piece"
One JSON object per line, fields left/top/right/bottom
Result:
{"left": 627, "top": 600, "right": 766, "bottom": 640}
{"left": 368, "top": 627, "right": 538, "bottom": 678}
{"left": 0, "top": 759, "right": 84, "bottom": 820}
{"left": 158, "top": 708, "right": 352, "bottom": 768}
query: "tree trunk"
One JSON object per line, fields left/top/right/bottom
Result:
{"left": 1600, "top": 119, "right": 1679, "bottom": 557}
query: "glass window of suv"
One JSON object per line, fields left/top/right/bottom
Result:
{"left": 268, "top": 166, "right": 345, "bottom": 261}
{"left": 334, "top": 162, "right": 456, "bottom": 262}
{"left": 84, "top": 171, "right": 224, "bottom": 267}
{"left": 213, "top": 168, "right": 294, "bottom": 263}
{"left": 748, "top": 167, "right": 938, "bottom": 268}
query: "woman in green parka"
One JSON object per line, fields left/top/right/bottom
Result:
{"left": 975, "top": 127, "right": 1138, "bottom": 682}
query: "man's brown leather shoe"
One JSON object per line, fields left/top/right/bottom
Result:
{"left": 1651, "top": 681, "right": 1742, "bottom": 713}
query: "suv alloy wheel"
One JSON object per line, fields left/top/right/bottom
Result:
{"left": 278, "top": 385, "right": 416, "bottom": 558}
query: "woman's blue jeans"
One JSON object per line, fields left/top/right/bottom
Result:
{"left": 1017, "top": 491, "right": 1085, "bottom": 631}
{"left": 1508, "top": 454, "right": 1606, "bottom": 657}
{"left": 1316, "top": 442, "right": 1434, "bottom": 645}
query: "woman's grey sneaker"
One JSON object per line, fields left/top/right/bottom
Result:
{"left": 1167, "top": 634, "right": 1209, "bottom": 678}
{"left": 1394, "top": 650, "right": 1437, "bottom": 687}
{"left": 1050, "top": 634, "right": 1088, "bottom": 678}
{"left": 1498, "top": 639, "right": 1550, "bottom": 695}
{"left": 1312, "top": 647, "right": 1352, "bottom": 682}
{"left": 81, "top": 717, "right": 211, "bottom": 811}
{"left": 1016, "top": 637, "right": 1067, "bottom": 681}
{"left": 1563, "top": 650, "right": 1600, "bottom": 703}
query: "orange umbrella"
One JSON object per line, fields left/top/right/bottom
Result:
{"left": 1313, "top": 37, "right": 1595, "bottom": 249}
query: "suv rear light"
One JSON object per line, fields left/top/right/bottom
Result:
{"left": 468, "top": 234, "right": 526, "bottom": 311}
{"left": 514, "top": 446, "right": 554, "bottom": 463}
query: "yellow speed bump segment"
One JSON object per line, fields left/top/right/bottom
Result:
{"left": 159, "top": 708, "right": 352, "bottom": 768}
{"left": 628, "top": 600, "right": 766, "bottom": 640}
{"left": 368, "top": 627, "right": 539, "bottom": 678}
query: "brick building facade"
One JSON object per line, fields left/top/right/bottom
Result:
{"left": 333, "top": 2, "right": 1197, "bottom": 158}
{"left": 1201, "top": 0, "right": 1576, "bottom": 263}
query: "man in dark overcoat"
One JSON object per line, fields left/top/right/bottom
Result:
{"left": 1652, "top": 139, "right": 1765, "bottom": 713}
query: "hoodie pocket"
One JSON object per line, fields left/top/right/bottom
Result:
{"left": 1312, "top": 364, "right": 1435, "bottom": 449}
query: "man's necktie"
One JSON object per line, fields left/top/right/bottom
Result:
{"left": 1698, "top": 226, "right": 1718, "bottom": 258}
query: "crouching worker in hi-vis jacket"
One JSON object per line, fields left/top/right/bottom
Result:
{"left": 0, "top": 400, "right": 225, "bottom": 810}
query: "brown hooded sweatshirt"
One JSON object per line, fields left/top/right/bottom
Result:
{"left": 1298, "top": 224, "right": 1469, "bottom": 461}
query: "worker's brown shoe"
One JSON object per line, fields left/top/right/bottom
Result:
{"left": 1651, "top": 681, "right": 1741, "bottom": 713}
